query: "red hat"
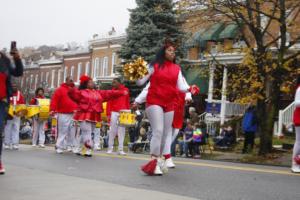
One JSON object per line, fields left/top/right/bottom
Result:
{"left": 80, "top": 75, "right": 91, "bottom": 85}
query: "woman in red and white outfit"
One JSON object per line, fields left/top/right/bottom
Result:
{"left": 30, "top": 87, "right": 46, "bottom": 148}
{"left": 292, "top": 76, "right": 300, "bottom": 173}
{"left": 68, "top": 75, "right": 128, "bottom": 157}
{"left": 134, "top": 43, "right": 199, "bottom": 175}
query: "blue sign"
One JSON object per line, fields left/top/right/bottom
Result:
{"left": 205, "top": 102, "right": 221, "bottom": 114}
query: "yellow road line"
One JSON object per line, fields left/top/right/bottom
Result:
{"left": 92, "top": 152, "right": 300, "bottom": 177}
{"left": 24, "top": 145, "right": 300, "bottom": 177}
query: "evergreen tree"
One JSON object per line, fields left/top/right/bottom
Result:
{"left": 119, "top": 0, "right": 184, "bottom": 62}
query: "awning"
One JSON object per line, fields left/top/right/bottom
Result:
{"left": 218, "top": 23, "right": 239, "bottom": 40}
{"left": 182, "top": 67, "right": 208, "bottom": 94}
{"left": 184, "top": 30, "right": 206, "bottom": 48}
{"left": 201, "top": 23, "right": 225, "bottom": 41}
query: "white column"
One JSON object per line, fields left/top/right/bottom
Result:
{"left": 220, "top": 66, "right": 228, "bottom": 126}
{"left": 207, "top": 62, "right": 215, "bottom": 102}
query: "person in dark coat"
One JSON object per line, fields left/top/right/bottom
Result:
{"left": 242, "top": 105, "right": 258, "bottom": 154}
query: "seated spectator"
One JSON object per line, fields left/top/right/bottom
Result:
{"left": 191, "top": 123, "right": 206, "bottom": 158}
{"left": 131, "top": 126, "right": 149, "bottom": 153}
{"left": 19, "top": 120, "right": 32, "bottom": 140}
{"left": 181, "top": 122, "right": 194, "bottom": 157}
{"left": 215, "top": 124, "right": 236, "bottom": 148}
{"left": 188, "top": 107, "right": 199, "bottom": 125}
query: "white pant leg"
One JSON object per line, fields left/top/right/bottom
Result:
{"left": 67, "top": 118, "right": 76, "bottom": 147}
{"left": 172, "top": 128, "right": 180, "bottom": 142}
{"left": 32, "top": 118, "right": 39, "bottom": 145}
{"left": 94, "top": 127, "right": 101, "bottom": 147}
{"left": 146, "top": 105, "right": 164, "bottom": 157}
{"left": 117, "top": 126, "right": 126, "bottom": 151}
{"left": 161, "top": 111, "right": 174, "bottom": 156}
{"left": 293, "top": 126, "right": 300, "bottom": 159}
{"left": 4, "top": 119, "right": 13, "bottom": 145}
{"left": 38, "top": 120, "right": 46, "bottom": 145}
{"left": 11, "top": 117, "right": 21, "bottom": 145}
{"left": 108, "top": 112, "right": 119, "bottom": 150}
{"left": 80, "top": 121, "right": 93, "bottom": 149}
{"left": 56, "top": 114, "right": 72, "bottom": 149}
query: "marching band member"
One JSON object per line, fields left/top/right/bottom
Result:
{"left": 30, "top": 87, "right": 46, "bottom": 148}
{"left": 50, "top": 76, "right": 78, "bottom": 154}
{"left": 4, "top": 82, "right": 25, "bottom": 150}
{"left": 133, "top": 42, "right": 199, "bottom": 175}
{"left": 106, "top": 78, "right": 130, "bottom": 155}
{"left": 135, "top": 84, "right": 192, "bottom": 169}
{"left": 68, "top": 75, "right": 128, "bottom": 157}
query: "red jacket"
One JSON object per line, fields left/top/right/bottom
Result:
{"left": 68, "top": 88, "right": 125, "bottom": 122}
{"left": 147, "top": 61, "right": 180, "bottom": 108}
{"left": 9, "top": 91, "right": 25, "bottom": 105}
{"left": 172, "top": 91, "right": 186, "bottom": 129}
{"left": 107, "top": 84, "right": 130, "bottom": 116}
{"left": 50, "top": 83, "right": 77, "bottom": 113}
{"left": 294, "top": 85, "right": 300, "bottom": 126}
{"left": 30, "top": 95, "right": 45, "bottom": 105}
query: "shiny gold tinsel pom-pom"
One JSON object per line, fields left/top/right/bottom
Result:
{"left": 123, "top": 57, "right": 148, "bottom": 81}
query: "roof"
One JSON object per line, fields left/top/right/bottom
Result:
{"left": 218, "top": 23, "right": 239, "bottom": 40}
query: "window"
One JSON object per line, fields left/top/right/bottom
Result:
{"left": 46, "top": 72, "right": 49, "bottom": 87}
{"left": 64, "top": 66, "right": 68, "bottom": 81}
{"left": 103, "top": 56, "right": 108, "bottom": 76}
{"left": 57, "top": 69, "right": 62, "bottom": 86}
{"left": 30, "top": 75, "right": 33, "bottom": 90}
{"left": 111, "top": 52, "right": 116, "bottom": 75}
{"left": 35, "top": 74, "right": 38, "bottom": 90}
{"left": 51, "top": 70, "right": 55, "bottom": 88}
{"left": 94, "top": 58, "right": 100, "bottom": 78}
{"left": 40, "top": 72, "right": 44, "bottom": 83}
{"left": 77, "top": 63, "right": 82, "bottom": 83}
{"left": 70, "top": 66, "right": 74, "bottom": 77}
{"left": 85, "top": 62, "right": 90, "bottom": 76}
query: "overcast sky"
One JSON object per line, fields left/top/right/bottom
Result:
{"left": 0, "top": 0, "right": 136, "bottom": 49}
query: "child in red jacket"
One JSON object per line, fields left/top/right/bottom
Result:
{"left": 68, "top": 75, "right": 127, "bottom": 156}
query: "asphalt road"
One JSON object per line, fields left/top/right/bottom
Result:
{"left": 0, "top": 145, "right": 299, "bottom": 200}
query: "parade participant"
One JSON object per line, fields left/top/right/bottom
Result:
{"left": 135, "top": 84, "right": 192, "bottom": 168}
{"left": 68, "top": 75, "right": 128, "bottom": 157}
{"left": 134, "top": 42, "right": 199, "bottom": 175}
{"left": 106, "top": 78, "right": 130, "bottom": 155}
{"left": 0, "top": 46, "right": 24, "bottom": 175}
{"left": 4, "top": 82, "right": 25, "bottom": 150}
{"left": 292, "top": 76, "right": 300, "bottom": 173}
{"left": 30, "top": 87, "right": 47, "bottom": 148}
{"left": 50, "top": 76, "right": 78, "bottom": 154}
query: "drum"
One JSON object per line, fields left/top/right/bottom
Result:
{"left": 15, "top": 104, "right": 28, "bottom": 117}
{"left": 95, "top": 122, "right": 101, "bottom": 128}
{"left": 37, "top": 99, "right": 50, "bottom": 120}
{"left": 8, "top": 105, "right": 14, "bottom": 118}
{"left": 118, "top": 109, "right": 136, "bottom": 127}
{"left": 26, "top": 105, "right": 40, "bottom": 118}
{"left": 51, "top": 117, "right": 57, "bottom": 127}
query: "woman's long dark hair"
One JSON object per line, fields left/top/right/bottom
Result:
{"left": 79, "top": 81, "right": 88, "bottom": 90}
{"left": 35, "top": 87, "right": 44, "bottom": 96}
{"left": 150, "top": 46, "right": 176, "bottom": 68}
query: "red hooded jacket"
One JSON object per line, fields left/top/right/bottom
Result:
{"left": 107, "top": 84, "right": 130, "bottom": 116}
{"left": 30, "top": 95, "right": 45, "bottom": 105}
{"left": 9, "top": 91, "right": 25, "bottom": 105}
{"left": 50, "top": 83, "right": 77, "bottom": 113}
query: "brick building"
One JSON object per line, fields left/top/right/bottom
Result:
{"left": 89, "top": 32, "right": 126, "bottom": 83}
{"left": 62, "top": 49, "right": 92, "bottom": 85}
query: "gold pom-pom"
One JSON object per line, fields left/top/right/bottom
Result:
{"left": 123, "top": 57, "right": 148, "bottom": 81}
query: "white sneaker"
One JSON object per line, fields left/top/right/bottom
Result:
{"left": 4, "top": 144, "right": 10, "bottom": 150}
{"left": 158, "top": 159, "right": 168, "bottom": 174}
{"left": 165, "top": 158, "right": 176, "bottom": 168}
{"left": 32, "top": 144, "right": 37, "bottom": 147}
{"left": 118, "top": 150, "right": 127, "bottom": 156}
{"left": 106, "top": 149, "right": 113, "bottom": 154}
{"left": 39, "top": 144, "right": 45, "bottom": 148}
{"left": 291, "top": 164, "right": 300, "bottom": 173}
{"left": 56, "top": 148, "right": 63, "bottom": 154}
{"left": 94, "top": 145, "right": 101, "bottom": 151}
{"left": 12, "top": 145, "right": 19, "bottom": 150}
{"left": 84, "top": 149, "right": 92, "bottom": 157}
{"left": 66, "top": 146, "right": 73, "bottom": 152}
{"left": 154, "top": 163, "right": 163, "bottom": 175}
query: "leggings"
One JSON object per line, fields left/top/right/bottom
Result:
{"left": 146, "top": 105, "right": 174, "bottom": 157}
{"left": 293, "top": 126, "right": 300, "bottom": 160}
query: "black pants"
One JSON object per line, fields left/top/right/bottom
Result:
{"left": 243, "top": 132, "right": 255, "bottom": 153}
{"left": 0, "top": 101, "right": 9, "bottom": 160}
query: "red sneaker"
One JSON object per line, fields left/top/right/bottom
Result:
{"left": 0, "top": 161, "right": 5, "bottom": 175}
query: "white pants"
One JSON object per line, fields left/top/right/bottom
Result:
{"left": 108, "top": 112, "right": 126, "bottom": 151}
{"left": 55, "top": 113, "right": 76, "bottom": 150}
{"left": 32, "top": 118, "right": 46, "bottom": 145}
{"left": 93, "top": 127, "right": 101, "bottom": 147}
{"left": 146, "top": 105, "right": 174, "bottom": 157}
{"left": 293, "top": 126, "right": 300, "bottom": 163}
{"left": 80, "top": 121, "right": 95, "bottom": 149}
{"left": 4, "top": 116, "right": 21, "bottom": 145}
